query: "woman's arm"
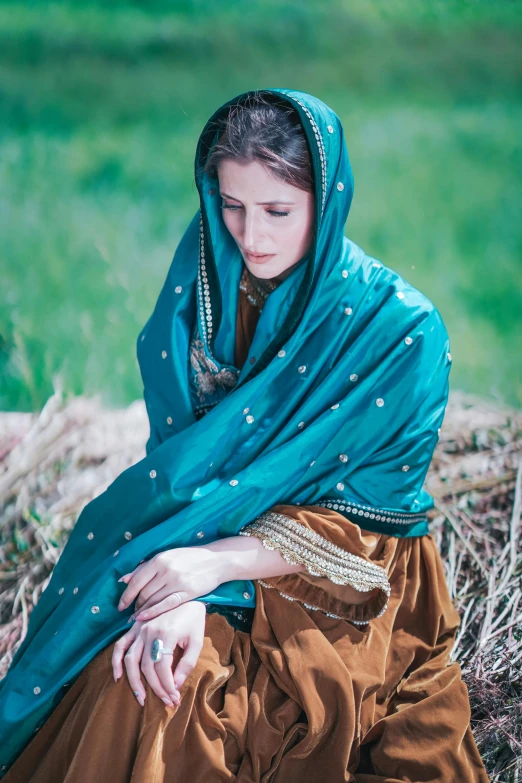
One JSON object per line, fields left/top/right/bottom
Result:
{"left": 203, "top": 534, "right": 306, "bottom": 582}
{"left": 124, "top": 525, "right": 381, "bottom": 623}
{"left": 119, "top": 534, "right": 306, "bottom": 622}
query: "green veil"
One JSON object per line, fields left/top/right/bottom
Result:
{"left": 0, "top": 88, "right": 452, "bottom": 774}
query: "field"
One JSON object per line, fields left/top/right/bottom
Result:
{"left": 1, "top": 0, "right": 521, "bottom": 411}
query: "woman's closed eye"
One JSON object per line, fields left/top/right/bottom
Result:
{"left": 222, "top": 204, "right": 290, "bottom": 218}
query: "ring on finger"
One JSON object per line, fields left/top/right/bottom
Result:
{"left": 151, "top": 638, "right": 175, "bottom": 663}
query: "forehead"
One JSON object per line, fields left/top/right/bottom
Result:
{"left": 217, "top": 159, "right": 307, "bottom": 202}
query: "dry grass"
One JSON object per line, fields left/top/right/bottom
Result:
{"left": 1, "top": 384, "right": 521, "bottom": 780}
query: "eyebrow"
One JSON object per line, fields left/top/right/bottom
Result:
{"left": 219, "top": 191, "right": 296, "bottom": 206}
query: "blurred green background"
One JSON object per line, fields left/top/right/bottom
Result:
{"left": 1, "top": 0, "right": 521, "bottom": 412}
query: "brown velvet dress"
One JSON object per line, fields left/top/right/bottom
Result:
{"left": 2, "top": 267, "right": 489, "bottom": 783}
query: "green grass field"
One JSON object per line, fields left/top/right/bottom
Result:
{"left": 1, "top": 0, "right": 521, "bottom": 411}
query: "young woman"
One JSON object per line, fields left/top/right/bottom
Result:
{"left": 0, "top": 89, "right": 489, "bottom": 782}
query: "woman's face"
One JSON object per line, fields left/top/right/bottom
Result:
{"left": 218, "top": 159, "right": 315, "bottom": 282}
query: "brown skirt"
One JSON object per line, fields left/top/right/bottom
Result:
{"left": 2, "top": 532, "right": 489, "bottom": 783}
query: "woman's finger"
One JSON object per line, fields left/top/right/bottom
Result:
{"left": 151, "top": 654, "right": 181, "bottom": 706}
{"left": 111, "top": 625, "right": 139, "bottom": 681}
{"left": 130, "top": 574, "right": 166, "bottom": 610}
{"left": 118, "top": 559, "right": 146, "bottom": 584}
{"left": 172, "top": 630, "right": 204, "bottom": 692}
{"left": 134, "top": 588, "right": 159, "bottom": 612}
{"left": 134, "top": 586, "right": 171, "bottom": 615}
{"left": 124, "top": 636, "right": 147, "bottom": 706}
{"left": 118, "top": 562, "right": 159, "bottom": 611}
{"left": 134, "top": 591, "right": 189, "bottom": 622}
{"left": 140, "top": 638, "right": 180, "bottom": 708}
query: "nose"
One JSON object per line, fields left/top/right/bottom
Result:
{"left": 242, "top": 210, "right": 265, "bottom": 252}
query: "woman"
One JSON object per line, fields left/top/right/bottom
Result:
{"left": 0, "top": 89, "right": 489, "bottom": 781}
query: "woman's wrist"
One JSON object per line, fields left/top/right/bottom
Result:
{"left": 202, "top": 534, "right": 305, "bottom": 583}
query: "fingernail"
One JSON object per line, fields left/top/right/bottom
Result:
{"left": 118, "top": 577, "right": 127, "bottom": 583}
{"left": 170, "top": 692, "right": 180, "bottom": 705}
{"left": 127, "top": 617, "right": 134, "bottom": 624}
{"left": 162, "top": 697, "right": 174, "bottom": 707}
{"left": 137, "top": 694, "right": 145, "bottom": 707}
{"left": 137, "top": 612, "right": 148, "bottom": 620}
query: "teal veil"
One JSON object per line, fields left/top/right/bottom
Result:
{"left": 0, "top": 88, "right": 452, "bottom": 773}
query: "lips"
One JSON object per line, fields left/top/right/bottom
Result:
{"left": 245, "top": 251, "right": 275, "bottom": 263}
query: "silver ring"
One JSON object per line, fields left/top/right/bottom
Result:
{"left": 151, "top": 638, "right": 174, "bottom": 662}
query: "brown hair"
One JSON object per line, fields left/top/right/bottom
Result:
{"left": 201, "top": 90, "right": 314, "bottom": 193}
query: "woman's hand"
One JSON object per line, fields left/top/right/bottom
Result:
{"left": 117, "top": 535, "right": 305, "bottom": 623}
{"left": 117, "top": 546, "right": 227, "bottom": 621}
{"left": 112, "top": 600, "right": 206, "bottom": 709}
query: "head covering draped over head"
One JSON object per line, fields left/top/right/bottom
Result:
{"left": 0, "top": 88, "right": 451, "bottom": 773}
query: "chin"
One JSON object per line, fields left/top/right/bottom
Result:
{"left": 246, "top": 265, "right": 277, "bottom": 279}
{"left": 243, "top": 259, "right": 277, "bottom": 277}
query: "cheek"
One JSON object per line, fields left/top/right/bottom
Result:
{"left": 284, "top": 220, "right": 310, "bottom": 252}
{"left": 221, "top": 210, "right": 239, "bottom": 238}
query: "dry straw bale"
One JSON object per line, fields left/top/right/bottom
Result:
{"left": 1, "top": 386, "right": 521, "bottom": 780}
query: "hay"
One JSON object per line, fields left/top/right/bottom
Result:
{"left": 1, "top": 384, "right": 521, "bottom": 780}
